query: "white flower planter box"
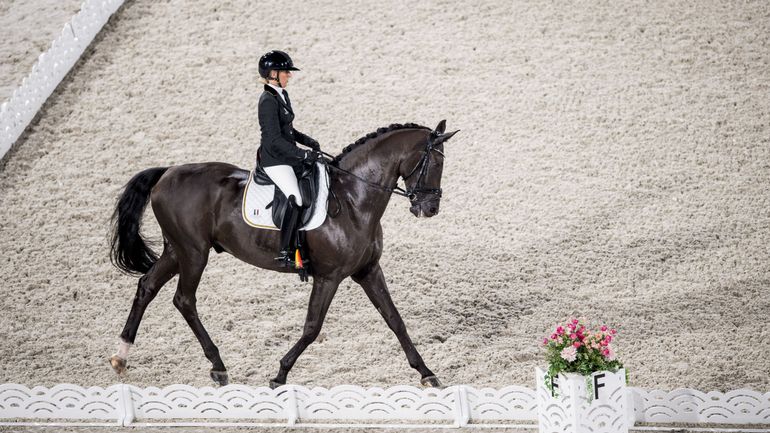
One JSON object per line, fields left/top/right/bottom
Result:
{"left": 536, "top": 367, "right": 632, "bottom": 433}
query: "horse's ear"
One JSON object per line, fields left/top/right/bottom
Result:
{"left": 434, "top": 119, "right": 447, "bottom": 134}
{"left": 435, "top": 129, "right": 459, "bottom": 145}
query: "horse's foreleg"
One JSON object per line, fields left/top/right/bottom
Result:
{"left": 173, "top": 249, "right": 228, "bottom": 386}
{"left": 111, "top": 247, "right": 178, "bottom": 375}
{"left": 352, "top": 263, "right": 441, "bottom": 388}
{"left": 271, "top": 276, "right": 340, "bottom": 388}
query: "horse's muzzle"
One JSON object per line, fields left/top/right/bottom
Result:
{"left": 410, "top": 200, "right": 440, "bottom": 218}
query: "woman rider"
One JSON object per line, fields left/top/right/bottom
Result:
{"left": 256, "top": 50, "right": 322, "bottom": 266}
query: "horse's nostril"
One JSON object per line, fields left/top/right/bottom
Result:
{"left": 430, "top": 207, "right": 438, "bottom": 214}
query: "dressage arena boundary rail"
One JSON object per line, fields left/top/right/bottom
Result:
{"left": 0, "top": 0, "right": 125, "bottom": 160}
{"left": 1, "top": 383, "right": 769, "bottom": 431}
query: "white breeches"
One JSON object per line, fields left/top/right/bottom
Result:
{"left": 264, "top": 165, "right": 303, "bottom": 206}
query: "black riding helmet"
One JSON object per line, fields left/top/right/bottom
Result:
{"left": 258, "top": 50, "right": 300, "bottom": 80}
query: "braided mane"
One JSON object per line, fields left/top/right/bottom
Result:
{"left": 332, "top": 123, "right": 430, "bottom": 164}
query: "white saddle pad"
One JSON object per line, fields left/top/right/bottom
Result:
{"left": 241, "top": 163, "right": 329, "bottom": 231}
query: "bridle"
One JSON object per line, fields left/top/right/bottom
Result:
{"left": 322, "top": 132, "right": 445, "bottom": 217}
{"left": 400, "top": 131, "right": 444, "bottom": 202}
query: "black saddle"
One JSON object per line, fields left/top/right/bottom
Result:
{"left": 253, "top": 160, "right": 323, "bottom": 229}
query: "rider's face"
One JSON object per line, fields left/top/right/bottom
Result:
{"left": 271, "top": 70, "right": 292, "bottom": 87}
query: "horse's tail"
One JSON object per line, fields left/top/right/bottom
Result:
{"left": 110, "top": 167, "right": 170, "bottom": 275}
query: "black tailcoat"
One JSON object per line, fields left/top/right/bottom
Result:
{"left": 257, "top": 84, "right": 313, "bottom": 168}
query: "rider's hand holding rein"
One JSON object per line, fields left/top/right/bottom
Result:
{"left": 305, "top": 137, "right": 321, "bottom": 151}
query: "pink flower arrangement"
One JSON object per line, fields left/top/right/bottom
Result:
{"left": 542, "top": 318, "right": 624, "bottom": 386}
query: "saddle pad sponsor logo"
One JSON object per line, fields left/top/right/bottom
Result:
{"left": 241, "top": 164, "right": 329, "bottom": 231}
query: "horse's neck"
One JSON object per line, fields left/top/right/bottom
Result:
{"left": 335, "top": 132, "right": 416, "bottom": 226}
{"left": 339, "top": 139, "right": 401, "bottom": 187}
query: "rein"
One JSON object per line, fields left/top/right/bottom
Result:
{"left": 324, "top": 133, "right": 444, "bottom": 199}
{"left": 324, "top": 160, "right": 412, "bottom": 198}
{"left": 320, "top": 133, "right": 444, "bottom": 217}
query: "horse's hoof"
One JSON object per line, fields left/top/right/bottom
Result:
{"left": 109, "top": 355, "right": 127, "bottom": 375}
{"left": 269, "top": 379, "right": 285, "bottom": 390}
{"left": 421, "top": 375, "right": 443, "bottom": 388}
{"left": 210, "top": 370, "right": 229, "bottom": 386}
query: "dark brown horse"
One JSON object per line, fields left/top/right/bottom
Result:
{"left": 109, "top": 120, "right": 458, "bottom": 388}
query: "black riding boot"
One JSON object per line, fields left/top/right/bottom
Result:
{"left": 275, "top": 200, "right": 301, "bottom": 267}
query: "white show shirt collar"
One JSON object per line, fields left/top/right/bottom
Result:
{"left": 267, "top": 83, "right": 287, "bottom": 103}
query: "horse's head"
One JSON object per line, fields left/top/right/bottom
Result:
{"left": 400, "top": 120, "right": 459, "bottom": 218}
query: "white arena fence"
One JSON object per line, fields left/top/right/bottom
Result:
{"left": 1, "top": 383, "right": 769, "bottom": 431}
{"left": 0, "top": 0, "right": 125, "bottom": 160}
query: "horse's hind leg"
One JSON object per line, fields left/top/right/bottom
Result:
{"left": 172, "top": 248, "right": 229, "bottom": 386}
{"left": 111, "top": 245, "right": 178, "bottom": 375}
{"left": 352, "top": 263, "right": 441, "bottom": 388}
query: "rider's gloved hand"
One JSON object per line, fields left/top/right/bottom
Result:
{"left": 303, "top": 150, "right": 323, "bottom": 163}
{"left": 306, "top": 138, "right": 321, "bottom": 151}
